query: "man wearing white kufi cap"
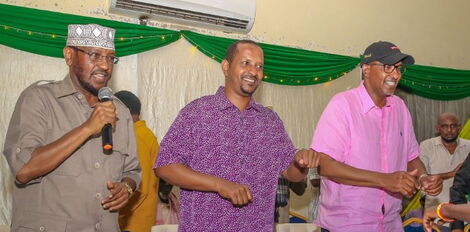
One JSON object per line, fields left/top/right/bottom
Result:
{"left": 3, "top": 23, "right": 141, "bottom": 231}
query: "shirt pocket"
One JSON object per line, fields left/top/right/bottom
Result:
{"left": 15, "top": 211, "right": 67, "bottom": 232}
{"left": 50, "top": 147, "right": 82, "bottom": 177}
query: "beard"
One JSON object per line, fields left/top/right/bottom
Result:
{"left": 239, "top": 74, "right": 259, "bottom": 96}
{"left": 240, "top": 85, "right": 257, "bottom": 96}
{"left": 78, "top": 77, "right": 99, "bottom": 96}
{"left": 441, "top": 135, "right": 458, "bottom": 143}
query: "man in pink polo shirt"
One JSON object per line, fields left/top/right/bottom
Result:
{"left": 311, "top": 41, "right": 443, "bottom": 232}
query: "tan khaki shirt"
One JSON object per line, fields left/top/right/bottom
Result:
{"left": 420, "top": 136, "right": 470, "bottom": 207}
{"left": 3, "top": 76, "right": 141, "bottom": 232}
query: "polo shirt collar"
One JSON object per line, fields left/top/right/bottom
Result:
{"left": 215, "top": 86, "right": 262, "bottom": 112}
{"left": 357, "top": 81, "right": 394, "bottom": 113}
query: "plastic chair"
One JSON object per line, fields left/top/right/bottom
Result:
{"left": 402, "top": 217, "right": 441, "bottom": 232}
{"left": 464, "top": 223, "right": 470, "bottom": 232}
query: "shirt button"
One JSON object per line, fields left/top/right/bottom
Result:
{"left": 39, "top": 226, "right": 45, "bottom": 231}
{"left": 95, "top": 223, "right": 100, "bottom": 229}
{"left": 94, "top": 162, "right": 100, "bottom": 169}
{"left": 77, "top": 94, "right": 83, "bottom": 99}
{"left": 16, "top": 147, "right": 21, "bottom": 153}
{"left": 95, "top": 193, "right": 102, "bottom": 199}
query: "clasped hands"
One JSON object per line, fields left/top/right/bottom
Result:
{"left": 385, "top": 169, "right": 442, "bottom": 198}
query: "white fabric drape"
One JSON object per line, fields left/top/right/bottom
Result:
{"left": 396, "top": 90, "right": 470, "bottom": 142}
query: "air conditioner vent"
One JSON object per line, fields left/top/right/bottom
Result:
{"left": 116, "top": 0, "right": 249, "bottom": 29}
{"left": 110, "top": 0, "right": 256, "bottom": 33}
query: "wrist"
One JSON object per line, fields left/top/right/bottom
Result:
{"left": 436, "top": 203, "right": 455, "bottom": 222}
{"left": 123, "top": 182, "right": 134, "bottom": 197}
{"left": 418, "top": 173, "right": 428, "bottom": 186}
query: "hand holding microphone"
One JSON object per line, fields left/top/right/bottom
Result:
{"left": 83, "top": 87, "right": 117, "bottom": 153}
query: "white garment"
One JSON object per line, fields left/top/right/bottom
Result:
{"left": 307, "top": 168, "right": 320, "bottom": 222}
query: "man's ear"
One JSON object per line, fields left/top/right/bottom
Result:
{"left": 221, "top": 59, "right": 229, "bottom": 77}
{"left": 361, "top": 64, "right": 370, "bottom": 79}
{"left": 63, "top": 47, "right": 74, "bottom": 66}
{"left": 435, "top": 124, "right": 441, "bottom": 134}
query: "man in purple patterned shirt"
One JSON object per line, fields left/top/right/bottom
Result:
{"left": 154, "top": 40, "right": 319, "bottom": 232}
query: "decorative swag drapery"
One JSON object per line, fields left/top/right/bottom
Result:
{"left": 1, "top": 3, "right": 469, "bottom": 100}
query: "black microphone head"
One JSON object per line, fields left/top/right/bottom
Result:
{"left": 98, "top": 87, "right": 113, "bottom": 101}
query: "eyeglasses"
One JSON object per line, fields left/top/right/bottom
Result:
{"left": 70, "top": 47, "right": 119, "bottom": 64}
{"left": 439, "top": 124, "right": 460, "bottom": 130}
{"left": 369, "top": 63, "right": 406, "bottom": 74}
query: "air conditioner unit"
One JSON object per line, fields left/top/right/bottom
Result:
{"left": 109, "top": 0, "right": 256, "bottom": 33}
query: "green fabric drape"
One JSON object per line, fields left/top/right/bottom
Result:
{"left": 182, "top": 30, "right": 360, "bottom": 85}
{"left": 400, "top": 65, "right": 470, "bottom": 100}
{"left": 0, "top": 3, "right": 180, "bottom": 57}
{"left": 1, "top": 3, "right": 470, "bottom": 100}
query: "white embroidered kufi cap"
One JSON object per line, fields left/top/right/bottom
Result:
{"left": 66, "top": 24, "right": 115, "bottom": 50}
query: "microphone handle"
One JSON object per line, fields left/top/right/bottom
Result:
{"left": 102, "top": 123, "right": 113, "bottom": 151}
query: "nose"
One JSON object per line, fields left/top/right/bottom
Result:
{"left": 390, "top": 68, "right": 401, "bottom": 80}
{"left": 95, "top": 57, "right": 112, "bottom": 71}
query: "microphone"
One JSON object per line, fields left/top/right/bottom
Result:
{"left": 98, "top": 87, "right": 113, "bottom": 153}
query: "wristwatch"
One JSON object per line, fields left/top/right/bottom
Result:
{"left": 123, "top": 182, "right": 134, "bottom": 196}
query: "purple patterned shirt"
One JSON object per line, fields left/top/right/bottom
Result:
{"left": 155, "top": 87, "right": 295, "bottom": 232}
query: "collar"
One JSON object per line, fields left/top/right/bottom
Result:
{"left": 357, "top": 81, "right": 393, "bottom": 113}
{"left": 134, "top": 120, "right": 146, "bottom": 128}
{"left": 53, "top": 75, "right": 79, "bottom": 99}
{"left": 433, "top": 136, "right": 465, "bottom": 148}
{"left": 214, "top": 86, "right": 262, "bottom": 112}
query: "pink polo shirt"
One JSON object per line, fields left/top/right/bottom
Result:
{"left": 311, "top": 82, "right": 419, "bottom": 232}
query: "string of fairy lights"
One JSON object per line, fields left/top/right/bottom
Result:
{"left": 1, "top": 23, "right": 466, "bottom": 88}
{"left": 180, "top": 32, "right": 352, "bottom": 85}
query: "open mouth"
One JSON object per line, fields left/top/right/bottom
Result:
{"left": 242, "top": 75, "right": 257, "bottom": 84}
{"left": 92, "top": 72, "right": 108, "bottom": 82}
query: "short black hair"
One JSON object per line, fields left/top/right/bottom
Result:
{"left": 224, "top": 40, "right": 261, "bottom": 63}
{"left": 114, "top": 90, "right": 141, "bottom": 115}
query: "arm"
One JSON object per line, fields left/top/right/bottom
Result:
{"left": 155, "top": 163, "right": 252, "bottom": 206}
{"left": 450, "top": 154, "right": 470, "bottom": 231}
{"left": 15, "top": 101, "right": 116, "bottom": 184}
{"left": 423, "top": 204, "right": 470, "bottom": 232}
{"left": 437, "top": 163, "right": 463, "bottom": 180}
{"left": 289, "top": 179, "right": 307, "bottom": 196}
{"left": 318, "top": 152, "right": 419, "bottom": 198}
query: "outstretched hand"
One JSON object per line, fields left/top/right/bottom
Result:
{"left": 423, "top": 205, "right": 439, "bottom": 232}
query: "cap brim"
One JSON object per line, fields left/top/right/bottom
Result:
{"left": 380, "top": 53, "right": 415, "bottom": 65}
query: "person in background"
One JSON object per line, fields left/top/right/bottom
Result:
{"left": 116, "top": 90, "right": 160, "bottom": 232}
{"left": 274, "top": 176, "right": 307, "bottom": 223}
{"left": 308, "top": 168, "right": 320, "bottom": 222}
{"left": 3, "top": 24, "right": 140, "bottom": 231}
{"left": 423, "top": 195, "right": 470, "bottom": 231}
{"left": 419, "top": 112, "right": 470, "bottom": 231}
{"left": 449, "top": 151, "right": 470, "bottom": 232}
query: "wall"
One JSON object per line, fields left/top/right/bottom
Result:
{"left": 1, "top": 0, "right": 470, "bottom": 225}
